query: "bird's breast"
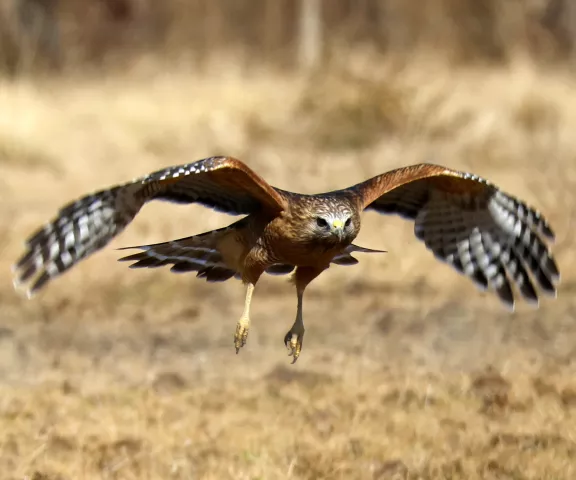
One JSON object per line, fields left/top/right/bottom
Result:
{"left": 246, "top": 213, "right": 350, "bottom": 268}
{"left": 261, "top": 231, "right": 347, "bottom": 267}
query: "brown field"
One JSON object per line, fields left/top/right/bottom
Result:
{"left": 1, "top": 57, "right": 576, "bottom": 479}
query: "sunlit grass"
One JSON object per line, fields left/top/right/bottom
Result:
{"left": 0, "top": 57, "right": 575, "bottom": 479}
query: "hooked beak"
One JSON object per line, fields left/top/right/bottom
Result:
{"left": 331, "top": 219, "right": 345, "bottom": 241}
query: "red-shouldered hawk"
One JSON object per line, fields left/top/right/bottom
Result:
{"left": 12, "top": 157, "right": 560, "bottom": 362}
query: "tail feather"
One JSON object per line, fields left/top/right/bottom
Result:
{"left": 119, "top": 227, "right": 304, "bottom": 281}
{"left": 118, "top": 228, "right": 240, "bottom": 283}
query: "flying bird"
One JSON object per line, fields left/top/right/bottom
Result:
{"left": 12, "top": 157, "right": 560, "bottom": 362}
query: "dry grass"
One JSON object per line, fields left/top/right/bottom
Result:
{"left": 1, "top": 56, "right": 576, "bottom": 479}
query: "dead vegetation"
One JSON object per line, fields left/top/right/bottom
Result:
{"left": 0, "top": 58, "right": 575, "bottom": 478}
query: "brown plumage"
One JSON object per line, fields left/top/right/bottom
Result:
{"left": 12, "top": 157, "right": 560, "bottom": 362}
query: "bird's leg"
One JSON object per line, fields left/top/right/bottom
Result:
{"left": 235, "top": 282, "right": 254, "bottom": 353}
{"left": 285, "top": 288, "right": 305, "bottom": 363}
{"left": 284, "top": 266, "right": 324, "bottom": 364}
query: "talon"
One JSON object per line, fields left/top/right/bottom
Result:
{"left": 234, "top": 320, "right": 249, "bottom": 353}
{"left": 283, "top": 331, "right": 292, "bottom": 349}
{"left": 284, "top": 330, "right": 303, "bottom": 363}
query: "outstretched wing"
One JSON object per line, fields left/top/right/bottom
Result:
{"left": 345, "top": 163, "right": 559, "bottom": 308}
{"left": 13, "top": 156, "right": 288, "bottom": 296}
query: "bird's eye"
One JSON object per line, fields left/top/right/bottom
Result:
{"left": 344, "top": 218, "right": 352, "bottom": 228}
{"left": 316, "top": 217, "right": 329, "bottom": 228}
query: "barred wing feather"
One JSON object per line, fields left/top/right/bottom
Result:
{"left": 349, "top": 164, "right": 559, "bottom": 308}
{"left": 13, "top": 157, "right": 287, "bottom": 296}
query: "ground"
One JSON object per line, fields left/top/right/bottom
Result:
{"left": 0, "top": 57, "right": 575, "bottom": 479}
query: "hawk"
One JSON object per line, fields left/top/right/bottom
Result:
{"left": 12, "top": 157, "right": 560, "bottom": 362}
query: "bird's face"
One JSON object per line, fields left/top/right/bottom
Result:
{"left": 308, "top": 209, "right": 360, "bottom": 246}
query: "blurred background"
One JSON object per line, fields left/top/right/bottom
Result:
{"left": 4, "top": 0, "right": 576, "bottom": 72}
{"left": 1, "top": 1, "right": 576, "bottom": 479}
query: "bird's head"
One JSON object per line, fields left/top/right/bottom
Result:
{"left": 302, "top": 203, "right": 360, "bottom": 246}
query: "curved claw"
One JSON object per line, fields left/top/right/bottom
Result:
{"left": 284, "top": 331, "right": 304, "bottom": 364}
{"left": 234, "top": 320, "right": 249, "bottom": 353}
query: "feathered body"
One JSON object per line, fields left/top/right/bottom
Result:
{"left": 12, "top": 156, "right": 560, "bottom": 362}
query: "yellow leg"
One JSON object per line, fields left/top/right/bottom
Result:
{"left": 235, "top": 283, "right": 254, "bottom": 353}
{"left": 283, "top": 266, "right": 325, "bottom": 364}
{"left": 284, "top": 289, "right": 305, "bottom": 363}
